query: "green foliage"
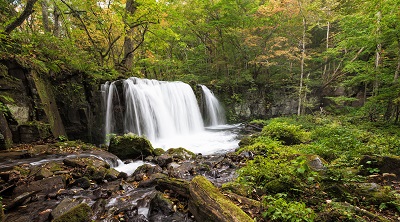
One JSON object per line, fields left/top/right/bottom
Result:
{"left": 261, "top": 120, "right": 311, "bottom": 145}
{"left": 262, "top": 194, "right": 316, "bottom": 222}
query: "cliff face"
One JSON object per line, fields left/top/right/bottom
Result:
{"left": 0, "top": 60, "right": 103, "bottom": 148}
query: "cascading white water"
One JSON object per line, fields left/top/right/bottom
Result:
{"left": 200, "top": 85, "right": 226, "bottom": 126}
{"left": 123, "top": 77, "right": 204, "bottom": 141}
{"left": 102, "top": 77, "right": 239, "bottom": 154}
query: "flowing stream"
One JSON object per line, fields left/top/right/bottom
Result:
{"left": 102, "top": 78, "right": 239, "bottom": 155}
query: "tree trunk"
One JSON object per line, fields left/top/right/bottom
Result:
{"left": 40, "top": 0, "right": 50, "bottom": 32}
{"left": 298, "top": 16, "right": 306, "bottom": 116}
{"left": 53, "top": 5, "right": 60, "bottom": 37}
{"left": 5, "top": 0, "right": 39, "bottom": 34}
{"left": 121, "top": 0, "right": 138, "bottom": 71}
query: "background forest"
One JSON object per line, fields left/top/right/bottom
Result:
{"left": 2, "top": 0, "right": 400, "bottom": 121}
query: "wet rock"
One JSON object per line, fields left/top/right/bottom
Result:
{"left": 133, "top": 164, "right": 162, "bottom": 181}
{"left": 70, "top": 177, "right": 91, "bottom": 189}
{"left": 33, "top": 167, "right": 53, "bottom": 180}
{"left": 166, "top": 148, "right": 196, "bottom": 160}
{"left": 188, "top": 176, "right": 253, "bottom": 222}
{"left": 155, "top": 177, "right": 190, "bottom": 198}
{"left": 63, "top": 158, "right": 86, "bottom": 168}
{"left": 109, "top": 133, "right": 155, "bottom": 160}
{"left": 13, "top": 175, "right": 65, "bottom": 198}
{"left": 149, "top": 192, "right": 174, "bottom": 218}
{"left": 4, "top": 190, "right": 40, "bottom": 211}
{"left": 155, "top": 154, "right": 173, "bottom": 168}
{"left": 51, "top": 198, "right": 80, "bottom": 219}
{"left": 168, "top": 162, "right": 195, "bottom": 179}
{"left": 52, "top": 203, "right": 92, "bottom": 222}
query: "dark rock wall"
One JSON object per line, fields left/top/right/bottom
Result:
{"left": 0, "top": 60, "right": 104, "bottom": 146}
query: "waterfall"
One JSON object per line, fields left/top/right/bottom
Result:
{"left": 200, "top": 85, "right": 226, "bottom": 126}
{"left": 103, "top": 77, "right": 206, "bottom": 145}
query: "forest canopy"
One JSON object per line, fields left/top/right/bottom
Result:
{"left": 1, "top": 0, "right": 400, "bottom": 121}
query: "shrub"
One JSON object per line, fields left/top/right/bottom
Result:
{"left": 262, "top": 194, "right": 315, "bottom": 222}
{"left": 262, "top": 120, "right": 310, "bottom": 145}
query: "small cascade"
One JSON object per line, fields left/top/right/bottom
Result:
{"left": 200, "top": 85, "right": 226, "bottom": 126}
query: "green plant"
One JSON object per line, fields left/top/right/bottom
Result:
{"left": 262, "top": 194, "right": 315, "bottom": 222}
{"left": 262, "top": 120, "right": 311, "bottom": 145}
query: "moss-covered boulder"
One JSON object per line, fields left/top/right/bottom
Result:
{"left": 52, "top": 203, "right": 92, "bottom": 222}
{"left": 188, "top": 175, "right": 253, "bottom": 222}
{"left": 166, "top": 147, "right": 196, "bottom": 160}
{"left": 108, "top": 133, "right": 155, "bottom": 160}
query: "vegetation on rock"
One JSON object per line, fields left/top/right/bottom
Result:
{"left": 108, "top": 133, "right": 154, "bottom": 160}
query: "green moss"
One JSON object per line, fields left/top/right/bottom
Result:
{"left": 154, "top": 148, "right": 165, "bottom": 156}
{"left": 191, "top": 176, "right": 253, "bottom": 221}
{"left": 108, "top": 133, "right": 154, "bottom": 159}
{"left": 166, "top": 147, "right": 196, "bottom": 159}
{"left": 52, "top": 203, "right": 92, "bottom": 222}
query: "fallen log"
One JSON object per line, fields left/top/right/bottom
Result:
{"left": 188, "top": 176, "right": 253, "bottom": 222}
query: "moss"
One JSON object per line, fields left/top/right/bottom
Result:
{"left": 154, "top": 148, "right": 165, "bottom": 156}
{"left": 166, "top": 147, "right": 196, "bottom": 160}
{"left": 52, "top": 203, "right": 92, "bottom": 222}
{"left": 108, "top": 133, "right": 155, "bottom": 159}
{"left": 190, "top": 176, "right": 253, "bottom": 221}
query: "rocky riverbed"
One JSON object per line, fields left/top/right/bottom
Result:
{"left": 0, "top": 138, "right": 255, "bottom": 222}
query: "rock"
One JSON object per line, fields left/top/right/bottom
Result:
{"left": 13, "top": 175, "right": 65, "bottom": 198}
{"left": 155, "top": 154, "right": 173, "bottom": 168}
{"left": 108, "top": 133, "right": 155, "bottom": 160}
{"left": 133, "top": 164, "right": 162, "bottom": 181}
{"left": 188, "top": 176, "right": 253, "bottom": 222}
{"left": 4, "top": 190, "right": 40, "bottom": 211}
{"left": 52, "top": 203, "right": 92, "bottom": 222}
{"left": 63, "top": 158, "right": 87, "bottom": 168}
{"left": 359, "top": 155, "right": 400, "bottom": 179}
{"left": 33, "top": 167, "right": 53, "bottom": 180}
{"left": 307, "top": 155, "right": 327, "bottom": 171}
{"left": 166, "top": 147, "right": 196, "bottom": 160}
{"left": 154, "top": 148, "right": 165, "bottom": 156}
{"left": 149, "top": 192, "right": 174, "bottom": 216}
{"left": 51, "top": 198, "right": 80, "bottom": 219}
{"left": 155, "top": 177, "right": 190, "bottom": 198}
{"left": 0, "top": 133, "right": 5, "bottom": 151}
{"left": 70, "top": 177, "right": 91, "bottom": 189}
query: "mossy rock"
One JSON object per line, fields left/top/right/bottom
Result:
{"left": 188, "top": 176, "right": 253, "bottom": 222}
{"left": 108, "top": 133, "right": 155, "bottom": 160}
{"left": 52, "top": 203, "right": 92, "bottom": 222}
{"left": 154, "top": 148, "right": 165, "bottom": 156}
{"left": 166, "top": 147, "right": 196, "bottom": 160}
{"left": 264, "top": 178, "right": 294, "bottom": 194}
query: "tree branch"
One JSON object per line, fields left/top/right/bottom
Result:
{"left": 5, "top": 0, "right": 39, "bottom": 34}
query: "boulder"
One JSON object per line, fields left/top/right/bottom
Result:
{"left": 52, "top": 203, "right": 92, "bottom": 222}
{"left": 188, "top": 176, "right": 253, "bottom": 222}
{"left": 108, "top": 133, "right": 155, "bottom": 160}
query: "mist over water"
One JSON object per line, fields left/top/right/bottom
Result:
{"left": 102, "top": 78, "right": 239, "bottom": 154}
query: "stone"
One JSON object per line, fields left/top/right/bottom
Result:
{"left": 166, "top": 147, "right": 196, "bottom": 160}
{"left": 307, "top": 155, "right": 327, "bottom": 171}
{"left": 33, "top": 167, "right": 53, "bottom": 180}
{"left": 70, "top": 177, "right": 91, "bottom": 189}
{"left": 13, "top": 175, "right": 65, "bottom": 197}
{"left": 155, "top": 154, "right": 173, "bottom": 168}
{"left": 51, "top": 198, "right": 80, "bottom": 219}
{"left": 108, "top": 133, "right": 155, "bottom": 160}
{"left": 52, "top": 203, "right": 92, "bottom": 222}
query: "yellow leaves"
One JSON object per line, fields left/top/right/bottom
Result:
{"left": 256, "top": 0, "right": 300, "bottom": 18}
